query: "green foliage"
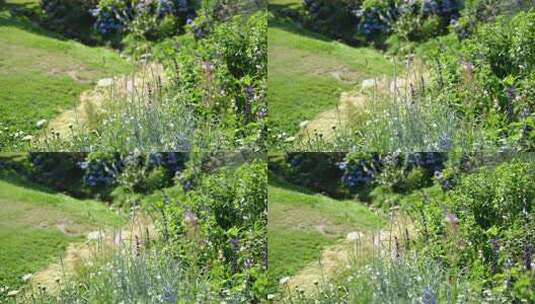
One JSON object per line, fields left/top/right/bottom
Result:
{"left": 302, "top": 0, "right": 363, "bottom": 43}
{"left": 155, "top": 159, "right": 268, "bottom": 301}
{"left": 157, "top": 10, "right": 268, "bottom": 148}
{"left": 40, "top": 0, "right": 98, "bottom": 42}
{"left": 433, "top": 10, "right": 535, "bottom": 149}
{"left": 28, "top": 152, "right": 86, "bottom": 194}
{"left": 271, "top": 153, "right": 348, "bottom": 198}
{"left": 419, "top": 160, "right": 535, "bottom": 302}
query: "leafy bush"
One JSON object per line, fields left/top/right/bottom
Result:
{"left": 91, "top": 0, "right": 196, "bottom": 45}
{"left": 303, "top": 0, "right": 363, "bottom": 42}
{"left": 452, "top": 0, "right": 535, "bottom": 40}
{"left": 302, "top": 0, "right": 461, "bottom": 46}
{"left": 419, "top": 160, "right": 535, "bottom": 302}
{"left": 340, "top": 153, "right": 445, "bottom": 200}
{"left": 28, "top": 152, "right": 87, "bottom": 193}
{"left": 155, "top": 159, "right": 268, "bottom": 301}
{"left": 159, "top": 10, "right": 267, "bottom": 148}
{"left": 40, "top": 0, "right": 98, "bottom": 42}
{"left": 433, "top": 10, "right": 535, "bottom": 149}
{"left": 272, "top": 153, "right": 348, "bottom": 198}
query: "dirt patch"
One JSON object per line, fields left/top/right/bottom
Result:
{"left": 314, "top": 66, "right": 362, "bottom": 84}
{"left": 296, "top": 65, "right": 429, "bottom": 144}
{"left": 55, "top": 222, "right": 80, "bottom": 237}
{"left": 297, "top": 91, "right": 366, "bottom": 141}
{"left": 38, "top": 63, "right": 165, "bottom": 142}
{"left": 30, "top": 214, "right": 155, "bottom": 293}
{"left": 285, "top": 214, "right": 414, "bottom": 294}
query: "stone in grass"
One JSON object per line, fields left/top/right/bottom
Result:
{"left": 7, "top": 290, "right": 19, "bottom": 297}
{"left": 361, "top": 78, "right": 376, "bottom": 89}
{"left": 21, "top": 273, "right": 33, "bottom": 282}
{"left": 36, "top": 119, "right": 47, "bottom": 129}
{"left": 299, "top": 120, "right": 309, "bottom": 129}
{"left": 87, "top": 231, "right": 104, "bottom": 241}
{"left": 346, "top": 231, "right": 364, "bottom": 241}
{"left": 97, "top": 78, "right": 114, "bottom": 87}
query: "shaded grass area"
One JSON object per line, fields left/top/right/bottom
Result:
{"left": 268, "top": 182, "right": 384, "bottom": 282}
{"left": 268, "top": 10, "right": 395, "bottom": 135}
{"left": 0, "top": 164, "right": 123, "bottom": 289}
{"left": 0, "top": 8, "right": 130, "bottom": 140}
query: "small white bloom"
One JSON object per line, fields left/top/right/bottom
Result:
{"left": 36, "top": 119, "right": 47, "bottom": 129}
{"left": 21, "top": 273, "right": 33, "bottom": 282}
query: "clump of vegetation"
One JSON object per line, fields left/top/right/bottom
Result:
{"left": 271, "top": 152, "right": 534, "bottom": 303}
{"left": 35, "top": 1, "right": 267, "bottom": 152}
{"left": 0, "top": 152, "right": 267, "bottom": 303}
{"left": 0, "top": 1, "right": 266, "bottom": 152}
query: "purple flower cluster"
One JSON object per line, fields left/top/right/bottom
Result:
{"left": 79, "top": 157, "right": 122, "bottom": 188}
{"left": 340, "top": 158, "right": 380, "bottom": 188}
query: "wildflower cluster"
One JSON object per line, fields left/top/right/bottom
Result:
{"left": 419, "top": 159, "right": 535, "bottom": 302}
{"left": 91, "top": 0, "right": 196, "bottom": 42}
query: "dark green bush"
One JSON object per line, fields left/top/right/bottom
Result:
{"left": 420, "top": 160, "right": 535, "bottom": 302}
{"left": 303, "top": 0, "right": 363, "bottom": 43}
{"left": 432, "top": 10, "right": 535, "bottom": 149}
{"left": 281, "top": 152, "right": 348, "bottom": 198}
{"left": 40, "top": 0, "right": 98, "bottom": 42}
{"left": 160, "top": 10, "right": 267, "bottom": 147}
{"left": 28, "top": 152, "right": 87, "bottom": 195}
{"left": 156, "top": 159, "right": 268, "bottom": 301}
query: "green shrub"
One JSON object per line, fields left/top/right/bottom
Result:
{"left": 40, "top": 0, "right": 98, "bottom": 42}
{"left": 282, "top": 153, "right": 348, "bottom": 198}
{"left": 156, "top": 159, "right": 268, "bottom": 301}
{"left": 28, "top": 152, "right": 87, "bottom": 194}
{"left": 420, "top": 160, "right": 535, "bottom": 302}
{"left": 303, "top": 0, "right": 363, "bottom": 43}
{"left": 431, "top": 10, "right": 535, "bottom": 149}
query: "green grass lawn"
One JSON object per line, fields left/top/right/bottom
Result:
{"left": 268, "top": 182, "right": 384, "bottom": 282}
{"left": 0, "top": 158, "right": 123, "bottom": 289}
{"left": 268, "top": 8, "right": 395, "bottom": 135}
{"left": 0, "top": 6, "right": 130, "bottom": 142}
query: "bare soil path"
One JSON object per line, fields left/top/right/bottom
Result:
{"left": 39, "top": 63, "right": 165, "bottom": 141}
{"left": 286, "top": 213, "right": 414, "bottom": 294}
{"left": 30, "top": 213, "right": 155, "bottom": 293}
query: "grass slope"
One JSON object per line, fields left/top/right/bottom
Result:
{"left": 0, "top": 163, "right": 123, "bottom": 289}
{"left": 268, "top": 182, "right": 384, "bottom": 282}
{"left": 268, "top": 8, "right": 395, "bottom": 135}
{"left": 0, "top": 5, "right": 130, "bottom": 140}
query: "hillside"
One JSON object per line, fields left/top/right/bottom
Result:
{"left": 0, "top": 2, "right": 130, "bottom": 147}
{"left": 268, "top": 1, "right": 395, "bottom": 136}
{"left": 0, "top": 155, "right": 123, "bottom": 290}
{"left": 268, "top": 181, "right": 385, "bottom": 290}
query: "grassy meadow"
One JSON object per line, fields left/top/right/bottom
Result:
{"left": 0, "top": 2, "right": 130, "bottom": 146}
{"left": 268, "top": 180, "right": 384, "bottom": 286}
{"left": 268, "top": 1, "right": 395, "bottom": 135}
{"left": 0, "top": 155, "right": 123, "bottom": 290}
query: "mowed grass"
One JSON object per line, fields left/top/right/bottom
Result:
{"left": 268, "top": 12, "right": 395, "bottom": 134}
{"left": 268, "top": 183, "right": 384, "bottom": 282}
{"left": 0, "top": 166, "right": 123, "bottom": 289}
{"left": 0, "top": 8, "right": 130, "bottom": 138}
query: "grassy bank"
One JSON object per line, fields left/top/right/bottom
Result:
{"left": 268, "top": 182, "right": 384, "bottom": 282}
{"left": 0, "top": 4, "right": 130, "bottom": 145}
{"left": 0, "top": 160, "right": 123, "bottom": 289}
